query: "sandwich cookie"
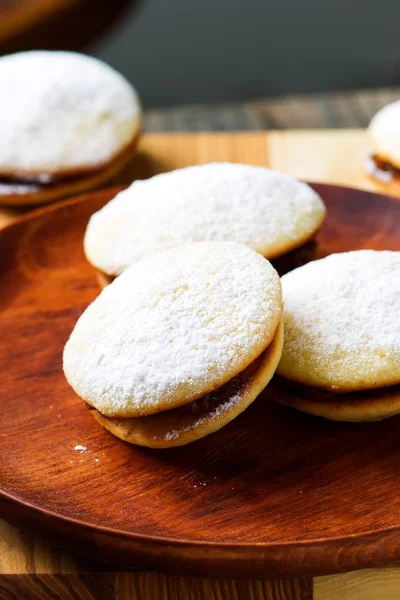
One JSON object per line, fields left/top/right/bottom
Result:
{"left": 64, "top": 241, "right": 283, "bottom": 447}
{"left": 274, "top": 250, "right": 400, "bottom": 421}
{"left": 84, "top": 162, "right": 326, "bottom": 283}
{"left": 0, "top": 51, "right": 141, "bottom": 206}
{"left": 365, "top": 100, "right": 400, "bottom": 191}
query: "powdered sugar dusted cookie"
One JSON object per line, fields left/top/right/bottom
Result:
{"left": 90, "top": 320, "right": 284, "bottom": 448}
{"left": 84, "top": 162, "right": 325, "bottom": 277}
{"left": 64, "top": 241, "right": 282, "bottom": 419}
{"left": 0, "top": 51, "right": 141, "bottom": 205}
{"left": 277, "top": 250, "right": 400, "bottom": 393}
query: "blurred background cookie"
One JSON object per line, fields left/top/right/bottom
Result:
{"left": 0, "top": 51, "right": 141, "bottom": 206}
{"left": 84, "top": 162, "right": 325, "bottom": 281}
{"left": 64, "top": 241, "right": 283, "bottom": 446}
{"left": 365, "top": 100, "right": 400, "bottom": 193}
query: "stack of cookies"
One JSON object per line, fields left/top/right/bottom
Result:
{"left": 2, "top": 49, "right": 399, "bottom": 448}
{"left": 64, "top": 163, "right": 326, "bottom": 447}
{"left": 63, "top": 159, "right": 400, "bottom": 447}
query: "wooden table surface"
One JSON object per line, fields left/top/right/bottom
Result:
{"left": 1, "top": 130, "right": 400, "bottom": 599}
{"left": 144, "top": 88, "right": 400, "bottom": 132}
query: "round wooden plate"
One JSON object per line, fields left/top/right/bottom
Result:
{"left": 1, "top": 183, "right": 400, "bottom": 579}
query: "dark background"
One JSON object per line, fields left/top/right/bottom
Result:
{"left": 93, "top": 0, "right": 400, "bottom": 107}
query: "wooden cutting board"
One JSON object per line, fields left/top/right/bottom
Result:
{"left": 1, "top": 130, "right": 399, "bottom": 600}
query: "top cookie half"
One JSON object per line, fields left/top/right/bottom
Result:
{"left": 84, "top": 162, "right": 326, "bottom": 276}
{"left": 64, "top": 241, "right": 282, "bottom": 418}
{"left": 278, "top": 250, "right": 400, "bottom": 392}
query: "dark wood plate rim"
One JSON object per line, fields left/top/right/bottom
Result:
{"left": 3, "top": 482, "right": 400, "bottom": 549}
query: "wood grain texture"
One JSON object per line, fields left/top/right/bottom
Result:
{"left": 0, "top": 572, "right": 312, "bottom": 600}
{"left": 145, "top": 88, "right": 400, "bottom": 132}
{"left": 314, "top": 565, "right": 400, "bottom": 600}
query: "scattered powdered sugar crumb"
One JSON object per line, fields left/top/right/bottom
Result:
{"left": 64, "top": 241, "right": 281, "bottom": 416}
{"left": 85, "top": 162, "right": 325, "bottom": 275}
{"left": 74, "top": 445, "right": 88, "bottom": 453}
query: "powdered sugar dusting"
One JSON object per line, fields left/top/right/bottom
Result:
{"left": 64, "top": 241, "right": 281, "bottom": 417}
{"left": 84, "top": 162, "right": 325, "bottom": 275}
{"left": 279, "top": 250, "right": 400, "bottom": 389}
{"left": 0, "top": 51, "right": 140, "bottom": 174}
{"left": 163, "top": 393, "right": 243, "bottom": 441}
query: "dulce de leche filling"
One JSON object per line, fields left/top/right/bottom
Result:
{"left": 365, "top": 154, "right": 400, "bottom": 184}
{"left": 0, "top": 165, "right": 107, "bottom": 192}
{"left": 0, "top": 168, "right": 106, "bottom": 199}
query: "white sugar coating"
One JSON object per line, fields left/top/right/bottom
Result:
{"left": 84, "top": 162, "right": 325, "bottom": 276}
{"left": 369, "top": 100, "right": 400, "bottom": 168}
{"left": 0, "top": 51, "right": 141, "bottom": 175}
{"left": 278, "top": 250, "right": 400, "bottom": 392}
{"left": 163, "top": 393, "right": 243, "bottom": 441}
{"left": 64, "top": 241, "right": 282, "bottom": 418}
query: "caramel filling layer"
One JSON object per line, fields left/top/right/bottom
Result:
{"left": 0, "top": 133, "right": 140, "bottom": 197}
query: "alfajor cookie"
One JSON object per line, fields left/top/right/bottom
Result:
{"left": 64, "top": 241, "right": 283, "bottom": 446}
{"left": 0, "top": 51, "right": 141, "bottom": 206}
{"left": 365, "top": 100, "right": 400, "bottom": 191}
{"left": 84, "top": 162, "right": 326, "bottom": 280}
{"left": 274, "top": 250, "right": 400, "bottom": 422}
